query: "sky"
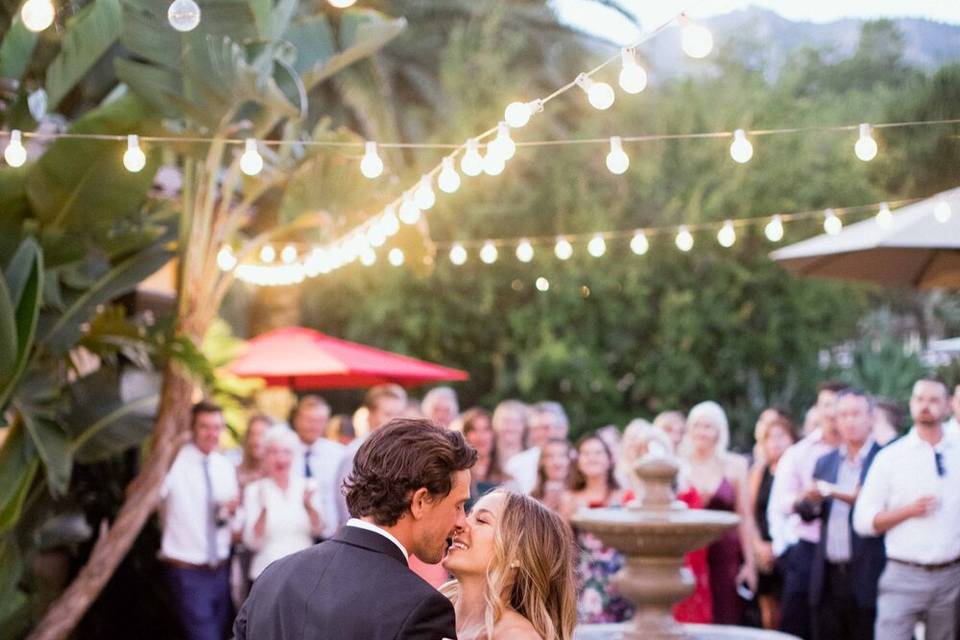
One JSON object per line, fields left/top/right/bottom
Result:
{"left": 554, "top": 0, "right": 960, "bottom": 46}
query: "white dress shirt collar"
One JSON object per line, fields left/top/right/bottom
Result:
{"left": 346, "top": 518, "right": 409, "bottom": 559}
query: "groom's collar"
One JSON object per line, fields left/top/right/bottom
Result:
{"left": 343, "top": 518, "right": 409, "bottom": 565}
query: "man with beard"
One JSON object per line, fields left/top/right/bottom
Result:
{"left": 854, "top": 377, "right": 960, "bottom": 640}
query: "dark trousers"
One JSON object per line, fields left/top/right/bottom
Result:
{"left": 165, "top": 564, "right": 232, "bottom": 640}
{"left": 779, "top": 540, "right": 816, "bottom": 639}
{"left": 813, "top": 563, "right": 875, "bottom": 640}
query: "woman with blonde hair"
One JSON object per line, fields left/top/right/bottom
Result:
{"left": 441, "top": 490, "right": 577, "bottom": 640}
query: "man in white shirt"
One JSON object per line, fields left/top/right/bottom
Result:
{"left": 506, "top": 401, "right": 569, "bottom": 494}
{"left": 159, "top": 401, "right": 239, "bottom": 640}
{"left": 290, "top": 395, "right": 344, "bottom": 540}
{"left": 943, "top": 383, "right": 960, "bottom": 438}
{"left": 854, "top": 377, "right": 960, "bottom": 640}
{"left": 421, "top": 386, "right": 459, "bottom": 429}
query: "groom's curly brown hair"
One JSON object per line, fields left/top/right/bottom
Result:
{"left": 344, "top": 418, "right": 477, "bottom": 526}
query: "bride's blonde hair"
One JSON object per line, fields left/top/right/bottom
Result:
{"left": 441, "top": 490, "right": 577, "bottom": 640}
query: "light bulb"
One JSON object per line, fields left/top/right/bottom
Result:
{"left": 618, "top": 48, "right": 647, "bottom": 94}
{"left": 388, "top": 248, "right": 404, "bottom": 267}
{"left": 489, "top": 122, "right": 515, "bottom": 161}
{"left": 854, "top": 123, "right": 877, "bottom": 162}
{"left": 281, "top": 245, "right": 297, "bottom": 264}
{"left": 123, "top": 134, "right": 146, "bottom": 173}
{"left": 21, "top": 0, "right": 54, "bottom": 32}
{"left": 875, "top": 202, "right": 893, "bottom": 229}
{"left": 367, "top": 222, "right": 386, "bottom": 247}
{"left": 824, "top": 209, "right": 842, "bottom": 235}
{"left": 216, "top": 247, "right": 236, "bottom": 271}
{"left": 360, "top": 141, "right": 384, "bottom": 178}
{"left": 765, "top": 215, "right": 784, "bottom": 242}
{"left": 480, "top": 242, "right": 498, "bottom": 264}
{"left": 360, "top": 248, "right": 376, "bottom": 266}
{"left": 449, "top": 243, "right": 468, "bottom": 266}
{"left": 328, "top": 0, "right": 357, "bottom": 7}
{"left": 554, "top": 237, "right": 573, "bottom": 260}
{"left": 3, "top": 130, "right": 27, "bottom": 167}
{"left": 260, "top": 245, "right": 276, "bottom": 263}
{"left": 681, "top": 20, "right": 713, "bottom": 59}
{"left": 535, "top": 277, "right": 550, "bottom": 292}
{"left": 399, "top": 194, "right": 421, "bottom": 224}
{"left": 438, "top": 157, "right": 461, "bottom": 193}
{"left": 167, "top": 0, "right": 200, "bottom": 32}
{"left": 717, "top": 220, "right": 736, "bottom": 247}
{"left": 729, "top": 129, "right": 753, "bottom": 164}
{"left": 675, "top": 226, "right": 694, "bottom": 252}
{"left": 414, "top": 175, "right": 436, "bottom": 209}
{"left": 605, "top": 136, "right": 629, "bottom": 174}
{"left": 482, "top": 147, "right": 505, "bottom": 176}
{"left": 934, "top": 200, "right": 952, "bottom": 223}
{"left": 504, "top": 100, "right": 541, "bottom": 129}
{"left": 382, "top": 207, "right": 400, "bottom": 236}
{"left": 240, "top": 138, "right": 263, "bottom": 176}
{"left": 461, "top": 139, "right": 483, "bottom": 177}
{"left": 587, "top": 234, "right": 606, "bottom": 257}
{"left": 575, "top": 74, "right": 615, "bottom": 111}
{"left": 630, "top": 231, "right": 649, "bottom": 255}
{"left": 516, "top": 239, "right": 534, "bottom": 263}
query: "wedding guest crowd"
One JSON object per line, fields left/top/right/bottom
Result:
{"left": 158, "top": 374, "right": 959, "bottom": 640}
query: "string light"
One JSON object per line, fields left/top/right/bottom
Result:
{"left": 438, "top": 157, "right": 461, "bottom": 193}
{"left": 123, "top": 135, "right": 146, "bottom": 173}
{"left": 360, "top": 248, "right": 376, "bottom": 266}
{"left": 504, "top": 100, "right": 543, "bottom": 129}
{"left": 875, "top": 202, "right": 893, "bottom": 228}
{"left": 605, "top": 136, "right": 630, "bottom": 175}
{"left": 449, "top": 243, "right": 468, "bottom": 266}
{"left": 934, "top": 200, "right": 953, "bottom": 223}
{"left": 516, "top": 239, "right": 534, "bottom": 263}
{"left": 167, "top": 0, "right": 200, "bottom": 32}
{"left": 675, "top": 226, "right": 694, "bottom": 251}
{"left": 479, "top": 242, "right": 498, "bottom": 264}
{"left": 618, "top": 48, "right": 647, "bottom": 94}
{"left": 630, "top": 231, "right": 649, "bottom": 255}
{"left": 235, "top": 263, "right": 305, "bottom": 286}
{"left": 216, "top": 247, "right": 236, "bottom": 271}
{"left": 260, "top": 245, "right": 276, "bottom": 263}
{"left": 382, "top": 206, "right": 400, "bottom": 236}
{"left": 388, "top": 248, "right": 404, "bottom": 267}
{"left": 823, "top": 208, "right": 843, "bottom": 235}
{"left": 535, "top": 277, "right": 550, "bottom": 292}
{"left": 460, "top": 139, "right": 483, "bottom": 176}
{"left": 717, "top": 220, "right": 736, "bottom": 247}
{"left": 3, "top": 130, "right": 27, "bottom": 167}
{"left": 413, "top": 175, "right": 436, "bottom": 210}
{"left": 367, "top": 222, "right": 386, "bottom": 247}
{"left": 398, "top": 194, "right": 421, "bottom": 224}
{"left": 587, "top": 234, "right": 607, "bottom": 257}
{"left": 20, "top": 0, "right": 54, "bottom": 32}
{"left": 854, "top": 123, "right": 878, "bottom": 162}
{"left": 239, "top": 138, "right": 263, "bottom": 176}
{"left": 575, "top": 74, "right": 615, "bottom": 111}
{"left": 729, "top": 129, "right": 753, "bottom": 164}
{"left": 765, "top": 214, "right": 784, "bottom": 242}
{"left": 489, "top": 122, "right": 516, "bottom": 161}
{"left": 281, "top": 245, "right": 298, "bottom": 264}
{"left": 482, "top": 146, "right": 506, "bottom": 176}
{"left": 554, "top": 237, "right": 573, "bottom": 260}
{"left": 680, "top": 16, "right": 713, "bottom": 59}
{"left": 328, "top": 0, "right": 357, "bottom": 7}
{"left": 360, "top": 141, "right": 384, "bottom": 178}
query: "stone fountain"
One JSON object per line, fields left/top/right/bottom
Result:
{"left": 573, "top": 446, "right": 796, "bottom": 640}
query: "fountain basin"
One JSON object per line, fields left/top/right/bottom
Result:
{"left": 575, "top": 623, "right": 798, "bottom": 639}
{"left": 573, "top": 507, "right": 740, "bottom": 557}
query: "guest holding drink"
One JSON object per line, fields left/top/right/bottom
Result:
{"left": 531, "top": 437, "right": 572, "bottom": 513}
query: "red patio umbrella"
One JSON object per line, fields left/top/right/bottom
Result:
{"left": 228, "top": 326, "right": 468, "bottom": 389}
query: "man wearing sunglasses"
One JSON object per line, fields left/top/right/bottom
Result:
{"left": 854, "top": 377, "right": 960, "bottom": 640}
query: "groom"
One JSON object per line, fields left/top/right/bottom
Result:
{"left": 234, "top": 418, "right": 476, "bottom": 639}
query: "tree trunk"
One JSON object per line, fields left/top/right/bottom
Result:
{"left": 26, "top": 365, "right": 195, "bottom": 640}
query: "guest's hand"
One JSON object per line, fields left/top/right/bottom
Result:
{"left": 802, "top": 482, "right": 822, "bottom": 503}
{"left": 303, "top": 488, "right": 315, "bottom": 511}
{"left": 224, "top": 496, "right": 240, "bottom": 516}
{"left": 907, "top": 495, "right": 939, "bottom": 518}
{"left": 755, "top": 541, "right": 774, "bottom": 572}
{"left": 736, "top": 562, "right": 758, "bottom": 594}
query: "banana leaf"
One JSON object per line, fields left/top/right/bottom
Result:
{"left": 0, "top": 15, "right": 38, "bottom": 82}
{"left": 0, "top": 239, "right": 42, "bottom": 411}
{"left": 0, "top": 422, "right": 40, "bottom": 535}
{"left": 17, "top": 403, "right": 71, "bottom": 498}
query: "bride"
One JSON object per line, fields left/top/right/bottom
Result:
{"left": 441, "top": 490, "right": 577, "bottom": 640}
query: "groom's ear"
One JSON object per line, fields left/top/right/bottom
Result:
{"left": 409, "top": 487, "right": 431, "bottom": 520}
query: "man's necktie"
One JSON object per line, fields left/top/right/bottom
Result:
{"left": 304, "top": 447, "right": 313, "bottom": 478}
{"left": 202, "top": 456, "right": 218, "bottom": 566}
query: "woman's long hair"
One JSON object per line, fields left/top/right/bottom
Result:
{"left": 441, "top": 491, "right": 577, "bottom": 640}
{"left": 567, "top": 433, "right": 619, "bottom": 493}
{"left": 462, "top": 408, "right": 509, "bottom": 485}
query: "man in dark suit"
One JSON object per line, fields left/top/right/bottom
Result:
{"left": 797, "top": 389, "right": 885, "bottom": 640}
{"left": 234, "top": 418, "right": 477, "bottom": 640}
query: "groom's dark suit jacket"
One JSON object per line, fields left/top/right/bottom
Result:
{"left": 233, "top": 525, "right": 457, "bottom": 640}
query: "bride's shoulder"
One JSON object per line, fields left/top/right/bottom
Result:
{"left": 493, "top": 610, "right": 542, "bottom": 640}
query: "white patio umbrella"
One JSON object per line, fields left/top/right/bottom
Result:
{"left": 770, "top": 186, "right": 960, "bottom": 289}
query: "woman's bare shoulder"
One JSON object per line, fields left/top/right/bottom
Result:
{"left": 494, "top": 610, "right": 542, "bottom": 640}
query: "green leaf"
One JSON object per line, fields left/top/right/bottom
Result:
{"left": 17, "top": 405, "right": 71, "bottom": 498}
{"left": 0, "top": 279, "right": 17, "bottom": 392}
{"left": 45, "top": 0, "right": 123, "bottom": 110}
{"left": 71, "top": 395, "right": 157, "bottom": 464}
{"left": 0, "top": 169, "right": 29, "bottom": 261}
{"left": 4, "top": 237, "right": 41, "bottom": 309}
{"left": 0, "top": 15, "right": 39, "bottom": 81}
{"left": 40, "top": 244, "right": 172, "bottom": 354}
{"left": 25, "top": 93, "right": 160, "bottom": 235}
{"left": 0, "top": 422, "right": 39, "bottom": 535}
{"left": 0, "top": 533, "right": 29, "bottom": 640}
{"left": 0, "top": 238, "right": 42, "bottom": 411}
